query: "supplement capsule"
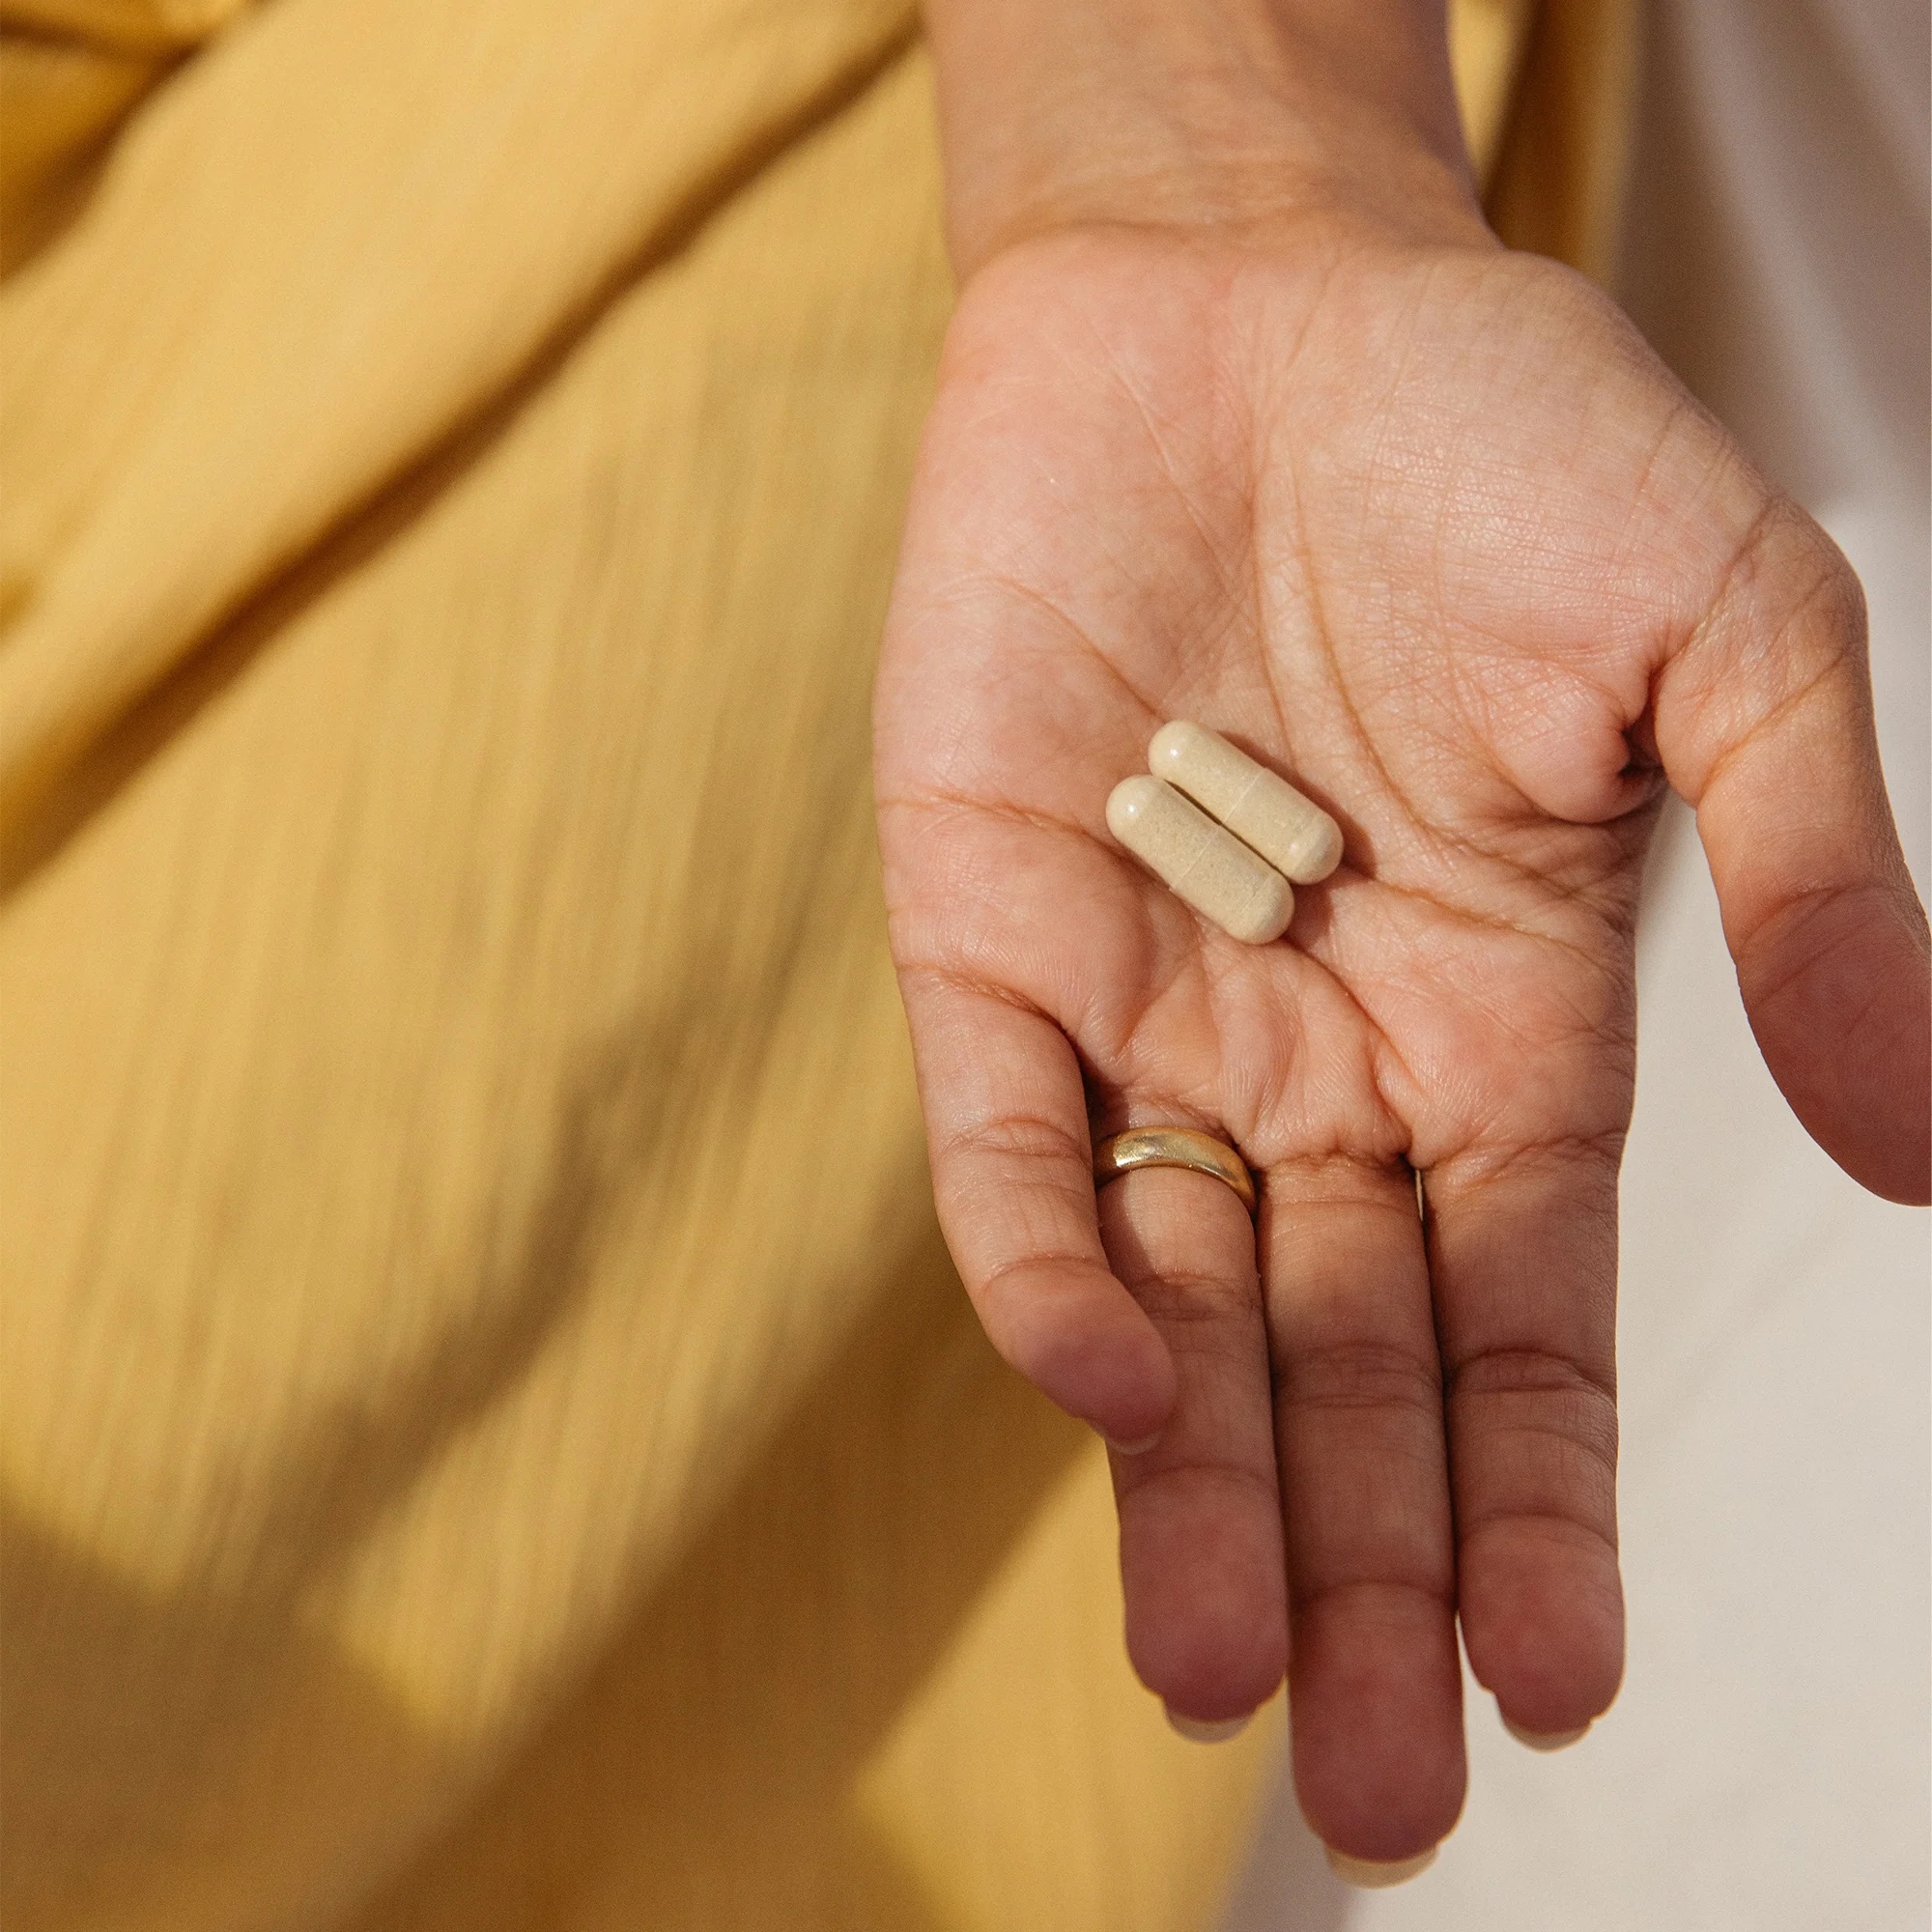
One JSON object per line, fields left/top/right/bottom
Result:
{"left": 1105, "top": 775, "right": 1294, "bottom": 945}
{"left": 1149, "top": 720, "right": 1344, "bottom": 883}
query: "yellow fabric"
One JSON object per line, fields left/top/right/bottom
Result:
{"left": 0, "top": 0, "right": 246, "bottom": 55}
{"left": 0, "top": 32, "right": 165, "bottom": 271}
{"left": 0, "top": 4, "right": 1627, "bottom": 1928}
{"left": 1448, "top": 0, "right": 1538, "bottom": 182}
{"left": 1486, "top": 0, "right": 1642, "bottom": 280}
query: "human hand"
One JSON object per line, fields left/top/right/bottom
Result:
{"left": 878, "top": 0, "right": 1929, "bottom": 1877}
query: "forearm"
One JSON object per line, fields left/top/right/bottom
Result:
{"left": 922, "top": 0, "right": 1485, "bottom": 273}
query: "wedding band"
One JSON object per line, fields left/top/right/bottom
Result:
{"left": 1093, "top": 1127, "right": 1257, "bottom": 1216}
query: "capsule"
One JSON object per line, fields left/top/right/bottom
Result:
{"left": 1149, "top": 720, "right": 1344, "bottom": 883}
{"left": 1105, "top": 775, "right": 1293, "bottom": 945}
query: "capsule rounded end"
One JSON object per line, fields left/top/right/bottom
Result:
{"left": 1292, "top": 814, "right": 1346, "bottom": 884}
{"left": 1105, "top": 773, "right": 1169, "bottom": 842}
{"left": 1228, "top": 873, "right": 1294, "bottom": 946}
{"left": 1148, "top": 719, "right": 1207, "bottom": 777}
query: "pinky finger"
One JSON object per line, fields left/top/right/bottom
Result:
{"left": 903, "top": 970, "right": 1178, "bottom": 1445}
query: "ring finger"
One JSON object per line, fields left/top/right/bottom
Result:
{"left": 1096, "top": 1118, "right": 1287, "bottom": 1734}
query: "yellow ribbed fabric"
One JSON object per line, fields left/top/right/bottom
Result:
{"left": 0, "top": 5, "right": 1626, "bottom": 1928}
{"left": 1486, "top": 0, "right": 1642, "bottom": 280}
{"left": 0, "top": 0, "right": 248, "bottom": 55}
{"left": 1449, "top": 0, "right": 1538, "bottom": 181}
{"left": 0, "top": 32, "right": 165, "bottom": 270}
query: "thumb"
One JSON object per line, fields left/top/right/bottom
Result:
{"left": 1657, "top": 500, "right": 1929, "bottom": 1205}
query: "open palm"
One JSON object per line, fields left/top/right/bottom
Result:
{"left": 874, "top": 222, "right": 1928, "bottom": 1864}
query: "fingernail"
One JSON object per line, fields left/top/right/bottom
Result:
{"left": 1105, "top": 1431, "right": 1162, "bottom": 1454}
{"left": 1324, "top": 1845, "right": 1438, "bottom": 1888}
{"left": 1501, "top": 1714, "right": 1591, "bottom": 1751}
{"left": 1164, "top": 1706, "right": 1252, "bottom": 1743}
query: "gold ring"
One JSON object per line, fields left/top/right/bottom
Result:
{"left": 1093, "top": 1127, "right": 1257, "bottom": 1216}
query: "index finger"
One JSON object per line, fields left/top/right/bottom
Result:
{"left": 900, "top": 966, "right": 1178, "bottom": 1445}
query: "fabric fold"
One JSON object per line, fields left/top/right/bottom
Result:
{"left": 0, "top": 31, "right": 168, "bottom": 270}
{"left": 0, "top": 0, "right": 918, "bottom": 833}
{"left": 0, "top": 0, "right": 247, "bottom": 55}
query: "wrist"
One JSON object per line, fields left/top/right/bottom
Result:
{"left": 924, "top": 0, "right": 1490, "bottom": 278}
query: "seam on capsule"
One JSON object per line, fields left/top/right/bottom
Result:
{"left": 1162, "top": 801, "right": 1224, "bottom": 894}
{"left": 1225, "top": 764, "right": 1265, "bottom": 820}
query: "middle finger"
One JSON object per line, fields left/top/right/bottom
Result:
{"left": 1265, "top": 1151, "right": 1464, "bottom": 1871}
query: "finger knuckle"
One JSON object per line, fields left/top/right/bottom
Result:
{"left": 944, "top": 1110, "right": 1088, "bottom": 1171}
{"left": 1276, "top": 1338, "right": 1441, "bottom": 1416}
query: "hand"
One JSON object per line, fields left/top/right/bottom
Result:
{"left": 874, "top": 205, "right": 1929, "bottom": 1864}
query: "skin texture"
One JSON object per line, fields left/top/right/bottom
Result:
{"left": 882, "top": 0, "right": 1930, "bottom": 1874}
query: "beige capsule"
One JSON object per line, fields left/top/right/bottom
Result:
{"left": 1105, "top": 775, "right": 1294, "bottom": 945}
{"left": 1149, "top": 720, "right": 1344, "bottom": 883}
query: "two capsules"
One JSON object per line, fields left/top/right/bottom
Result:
{"left": 1106, "top": 722, "right": 1342, "bottom": 944}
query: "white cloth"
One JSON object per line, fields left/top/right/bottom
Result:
{"left": 1224, "top": 0, "right": 1931, "bottom": 1923}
